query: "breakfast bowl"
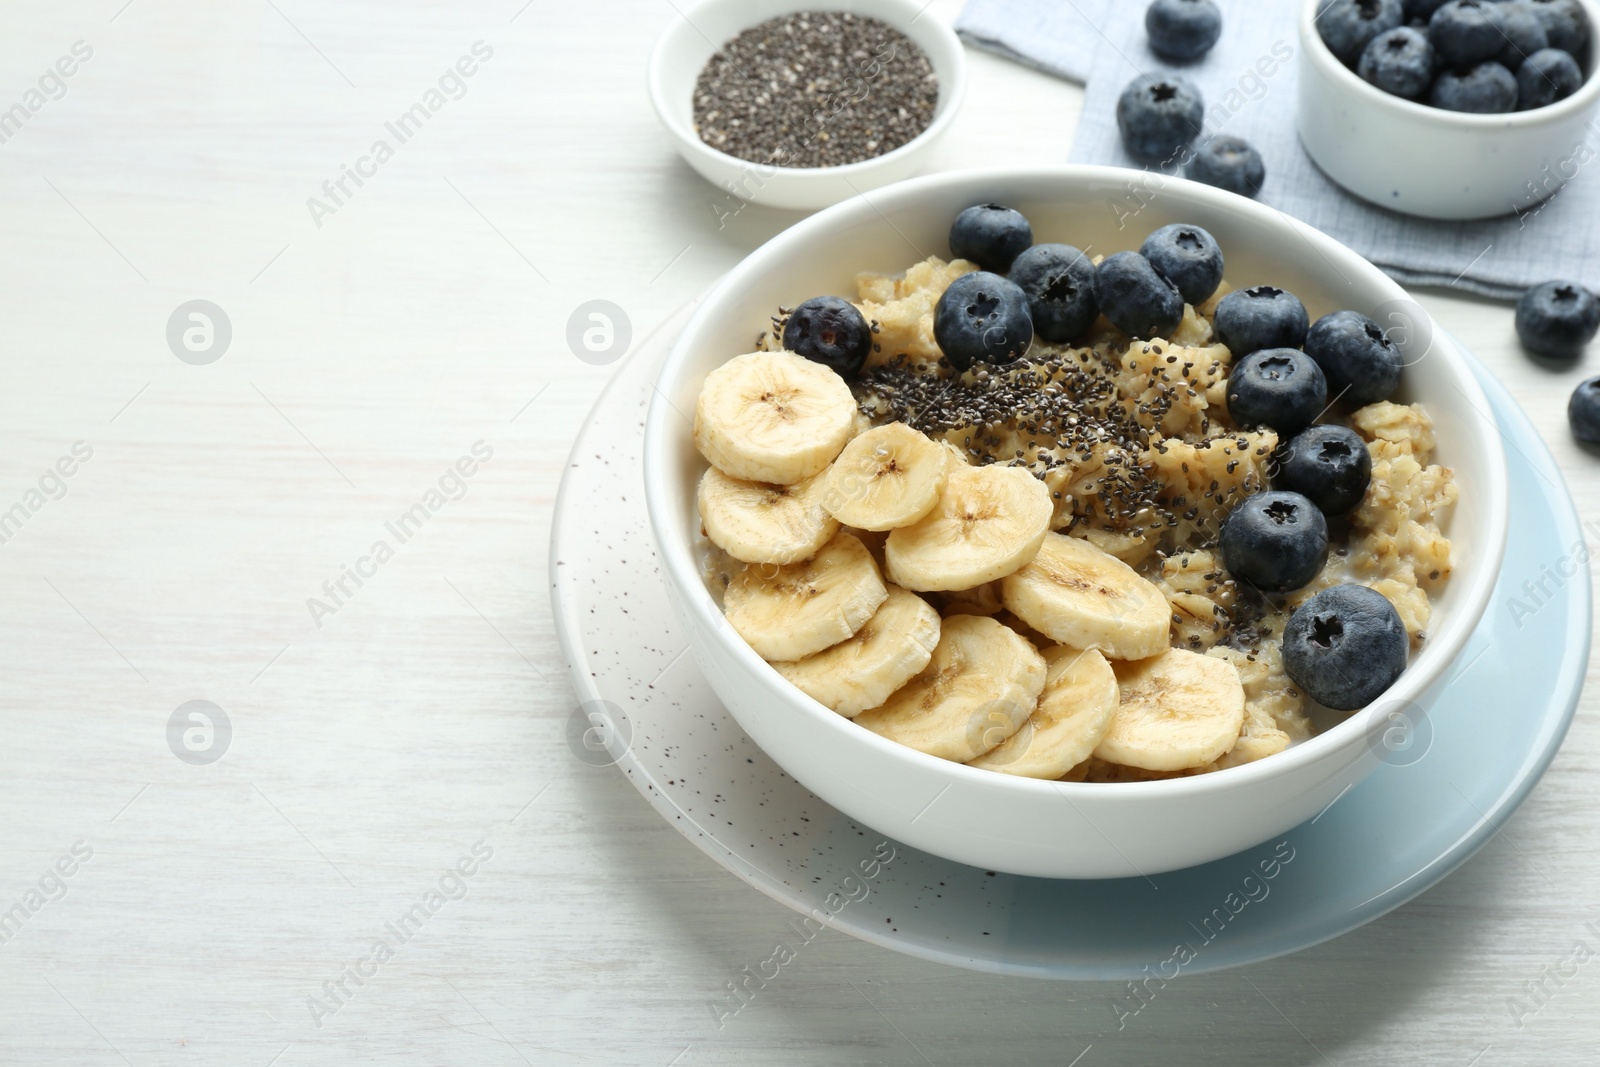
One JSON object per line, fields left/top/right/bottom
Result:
{"left": 1298, "top": 0, "right": 1600, "bottom": 220}
{"left": 646, "top": 0, "right": 967, "bottom": 211}
{"left": 643, "top": 165, "right": 1508, "bottom": 879}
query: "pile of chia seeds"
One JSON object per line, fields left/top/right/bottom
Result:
{"left": 691, "top": 12, "right": 938, "bottom": 169}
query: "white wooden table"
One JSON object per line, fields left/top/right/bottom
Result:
{"left": 1, "top": 1, "right": 1595, "bottom": 1063}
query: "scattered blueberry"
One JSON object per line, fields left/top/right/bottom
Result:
{"left": 1318, "top": 0, "right": 1405, "bottom": 65}
{"left": 782, "top": 296, "right": 872, "bottom": 376}
{"left": 1569, "top": 377, "right": 1600, "bottom": 442}
{"left": 1008, "top": 244, "right": 1099, "bottom": 344}
{"left": 1219, "top": 491, "right": 1330, "bottom": 593}
{"left": 1358, "top": 27, "right": 1437, "bottom": 98}
{"left": 933, "top": 271, "right": 1034, "bottom": 371}
{"left": 1275, "top": 424, "right": 1373, "bottom": 516}
{"left": 1530, "top": 0, "right": 1590, "bottom": 56}
{"left": 949, "top": 204, "right": 1034, "bottom": 274}
{"left": 1140, "top": 223, "right": 1224, "bottom": 305}
{"left": 1429, "top": 61, "right": 1519, "bottom": 112}
{"left": 1145, "top": 0, "right": 1223, "bottom": 60}
{"left": 1304, "top": 310, "right": 1403, "bottom": 407}
{"left": 1213, "top": 286, "right": 1310, "bottom": 357}
{"left": 1117, "top": 74, "right": 1205, "bottom": 163}
{"left": 1093, "top": 252, "right": 1185, "bottom": 339}
{"left": 1226, "top": 349, "right": 1329, "bottom": 437}
{"left": 1515, "top": 279, "right": 1600, "bottom": 358}
{"left": 1282, "top": 585, "right": 1408, "bottom": 710}
{"left": 1185, "top": 135, "right": 1267, "bottom": 198}
{"left": 1429, "top": 0, "right": 1509, "bottom": 65}
{"left": 1517, "top": 48, "right": 1584, "bottom": 108}
{"left": 1495, "top": 1, "right": 1551, "bottom": 69}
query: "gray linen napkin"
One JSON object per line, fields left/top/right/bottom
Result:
{"left": 955, "top": 0, "right": 1600, "bottom": 299}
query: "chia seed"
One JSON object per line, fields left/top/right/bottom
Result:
{"left": 691, "top": 12, "right": 938, "bottom": 169}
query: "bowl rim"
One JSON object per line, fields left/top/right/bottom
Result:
{"left": 1298, "top": 0, "right": 1600, "bottom": 127}
{"left": 643, "top": 163, "right": 1510, "bottom": 800}
{"left": 645, "top": 0, "right": 969, "bottom": 179}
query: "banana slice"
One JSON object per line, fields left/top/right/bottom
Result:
{"left": 698, "top": 467, "right": 840, "bottom": 564}
{"left": 1000, "top": 532, "right": 1171, "bottom": 661}
{"left": 885, "top": 464, "right": 1052, "bottom": 591}
{"left": 969, "top": 646, "right": 1119, "bottom": 779}
{"left": 694, "top": 351, "right": 857, "bottom": 484}
{"left": 855, "top": 614, "right": 1047, "bottom": 762}
{"left": 1094, "top": 649, "right": 1246, "bottom": 771}
{"left": 821, "top": 422, "right": 949, "bottom": 531}
{"left": 772, "top": 585, "right": 941, "bottom": 717}
{"left": 724, "top": 531, "right": 887, "bottom": 662}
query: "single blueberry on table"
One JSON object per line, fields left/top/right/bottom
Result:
{"left": 1318, "top": 0, "right": 1405, "bottom": 65}
{"left": 1430, "top": 61, "right": 1519, "bottom": 112}
{"left": 1282, "top": 585, "right": 1409, "bottom": 711}
{"left": 1530, "top": 0, "right": 1590, "bottom": 56}
{"left": 1304, "top": 310, "right": 1403, "bottom": 407}
{"left": 1092, "top": 252, "right": 1185, "bottom": 340}
{"left": 1569, "top": 377, "right": 1600, "bottom": 443}
{"left": 1008, "top": 244, "right": 1099, "bottom": 344}
{"left": 1494, "top": 1, "right": 1551, "bottom": 69}
{"left": 1219, "top": 491, "right": 1330, "bottom": 593}
{"left": 1185, "top": 135, "right": 1267, "bottom": 198}
{"left": 949, "top": 204, "right": 1034, "bottom": 274}
{"left": 1140, "top": 223, "right": 1224, "bottom": 305}
{"left": 933, "top": 271, "right": 1034, "bottom": 372}
{"left": 1515, "top": 280, "right": 1600, "bottom": 358}
{"left": 1145, "top": 0, "right": 1224, "bottom": 61}
{"left": 1429, "top": 0, "right": 1510, "bottom": 65}
{"left": 1213, "top": 285, "right": 1310, "bottom": 357}
{"left": 1358, "top": 27, "right": 1436, "bottom": 98}
{"left": 1274, "top": 424, "right": 1373, "bottom": 516}
{"left": 1226, "top": 349, "right": 1329, "bottom": 437}
{"left": 782, "top": 296, "right": 873, "bottom": 376}
{"left": 1117, "top": 74, "right": 1205, "bottom": 163}
{"left": 1517, "top": 48, "right": 1584, "bottom": 109}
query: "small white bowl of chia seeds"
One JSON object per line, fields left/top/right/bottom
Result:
{"left": 648, "top": 0, "right": 967, "bottom": 211}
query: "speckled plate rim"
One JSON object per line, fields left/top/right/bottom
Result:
{"left": 550, "top": 310, "right": 1589, "bottom": 979}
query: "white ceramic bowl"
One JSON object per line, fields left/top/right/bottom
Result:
{"left": 1298, "top": 0, "right": 1600, "bottom": 220}
{"left": 646, "top": 0, "right": 966, "bottom": 211}
{"left": 644, "top": 166, "right": 1509, "bottom": 878}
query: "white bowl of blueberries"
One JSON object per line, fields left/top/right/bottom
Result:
{"left": 1299, "top": 0, "right": 1600, "bottom": 219}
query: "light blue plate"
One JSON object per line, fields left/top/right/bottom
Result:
{"left": 552, "top": 314, "right": 1589, "bottom": 980}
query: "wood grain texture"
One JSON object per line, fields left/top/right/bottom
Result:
{"left": 0, "top": 1, "right": 1595, "bottom": 1064}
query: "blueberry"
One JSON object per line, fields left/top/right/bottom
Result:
{"left": 1219, "top": 491, "right": 1330, "bottom": 593}
{"left": 1145, "top": 0, "right": 1223, "bottom": 60}
{"left": 1304, "top": 310, "right": 1403, "bottom": 407}
{"left": 1185, "top": 135, "right": 1267, "bottom": 198}
{"left": 1530, "top": 0, "right": 1590, "bottom": 55}
{"left": 1093, "top": 252, "right": 1185, "bottom": 339}
{"left": 1515, "top": 279, "right": 1600, "bottom": 358}
{"left": 1318, "top": 0, "right": 1405, "bottom": 65}
{"left": 1008, "top": 244, "right": 1099, "bottom": 344}
{"left": 1282, "top": 585, "right": 1408, "bottom": 711}
{"left": 1213, "top": 286, "right": 1310, "bottom": 357}
{"left": 949, "top": 204, "right": 1033, "bottom": 274}
{"left": 1569, "top": 376, "right": 1600, "bottom": 442}
{"left": 1275, "top": 424, "right": 1373, "bottom": 516}
{"left": 1139, "top": 224, "right": 1224, "bottom": 306}
{"left": 1430, "top": 60, "right": 1519, "bottom": 112}
{"left": 1117, "top": 74, "right": 1205, "bottom": 163}
{"left": 1429, "top": 0, "right": 1509, "bottom": 64}
{"left": 781, "top": 296, "right": 872, "bottom": 376}
{"left": 1358, "top": 27, "right": 1437, "bottom": 98}
{"left": 1402, "top": 0, "right": 1450, "bottom": 20}
{"left": 1495, "top": 1, "right": 1551, "bottom": 69}
{"left": 1226, "top": 349, "right": 1329, "bottom": 436}
{"left": 1517, "top": 47, "right": 1584, "bottom": 108}
{"left": 933, "top": 272, "right": 1034, "bottom": 371}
